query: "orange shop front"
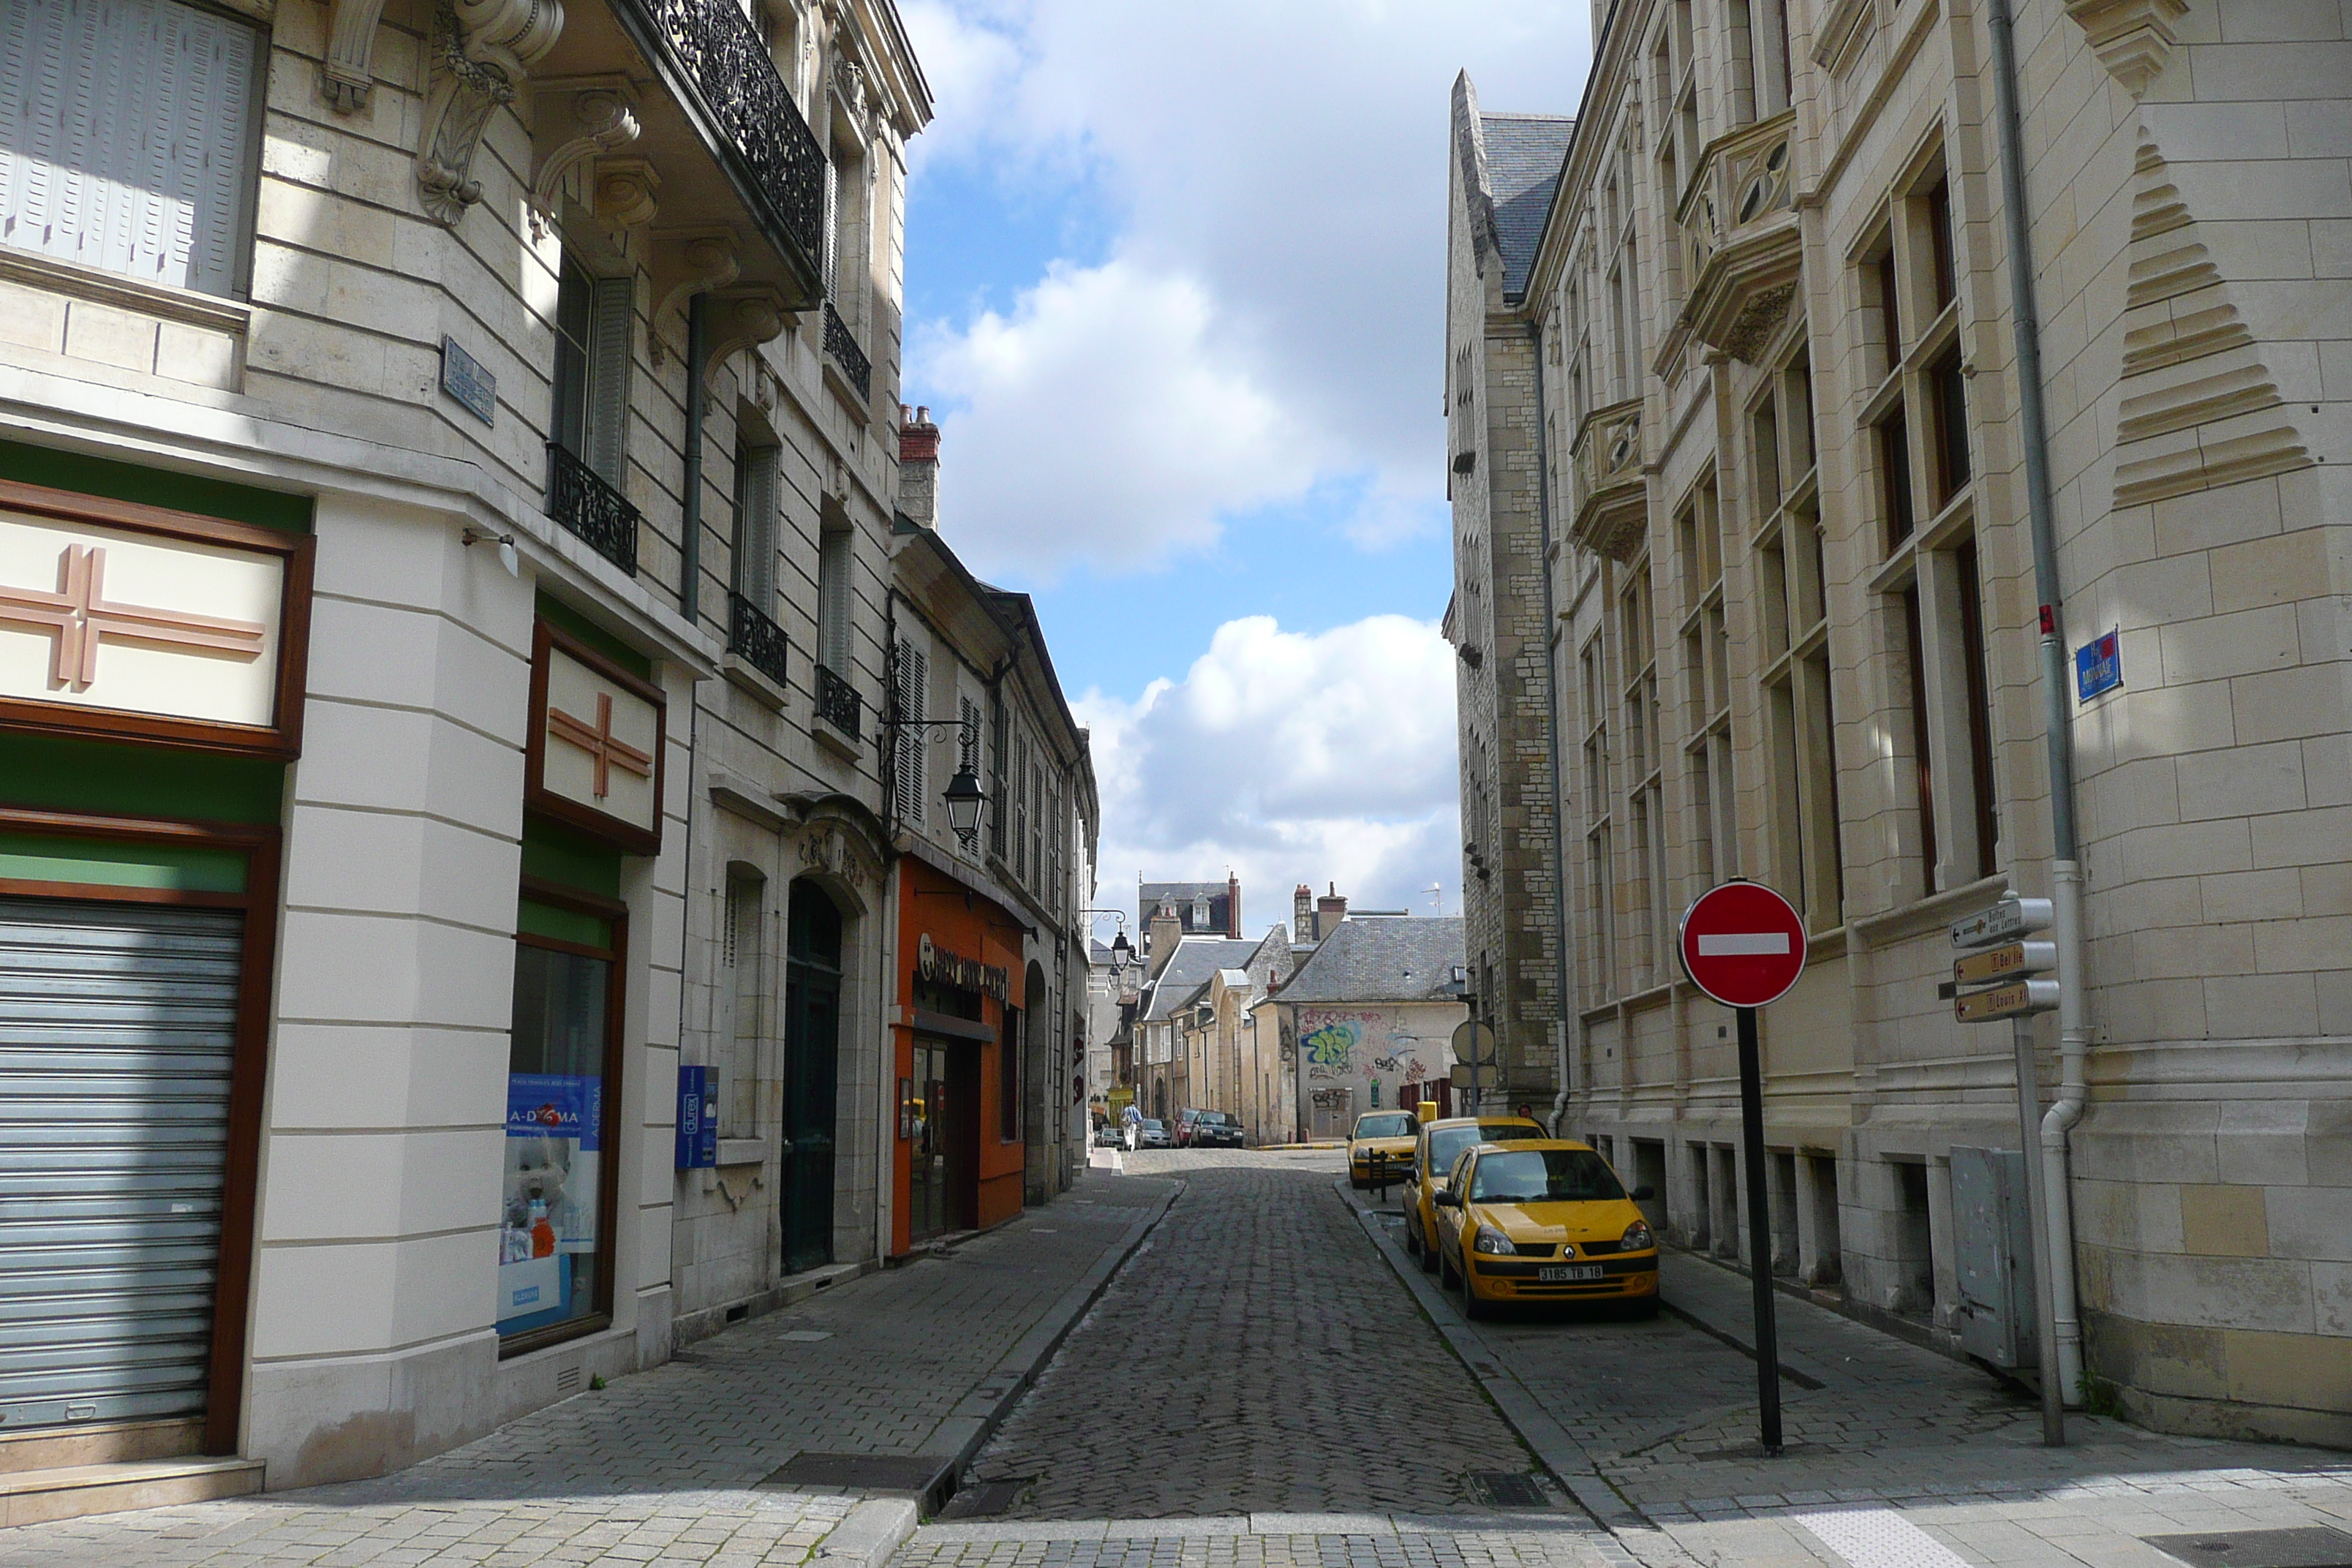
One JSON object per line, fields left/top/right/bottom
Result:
{"left": 893, "top": 857, "right": 1027, "bottom": 1253}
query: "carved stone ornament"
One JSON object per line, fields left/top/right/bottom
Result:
{"left": 594, "top": 158, "right": 661, "bottom": 232}
{"left": 2064, "top": 0, "right": 2192, "bottom": 94}
{"left": 798, "top": 819, "right": 877, "bottom": 887}
{"left": 322, "top": 0, "right": 390, "bottom": 111}
{"left": 418, "top": 0, "right": 565, "bottom": 226}
{"left": 832, "top": 52, "right": 867, "bottom": 131}
{"left": 704, "top": 285, "right": 792, "bottom": 391}
{"left": 648, "top": 229, "right": 740, "bottom": 366}
{"left": 529, "top": 86, "right": 640, "bottom": 241}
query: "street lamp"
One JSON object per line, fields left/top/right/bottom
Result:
{"left": 942, "top": 763, "right": 985, "bottom": 839}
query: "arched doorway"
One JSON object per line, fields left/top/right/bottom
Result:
{"left": 783, "top": 879, "right": 843, "bottom": 1273}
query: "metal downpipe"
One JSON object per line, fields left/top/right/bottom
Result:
{"left": 1986, "top": 0, "right": 2087, "bottom": 1406}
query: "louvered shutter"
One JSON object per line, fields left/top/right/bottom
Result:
{"left": 818, "top": 530, "right": 851, "bottom": 672}
{"left": 0, "top": 897, "right": 244, "bottom": 1428}
{"left": 987, "top": 693, "right": 1007, "bottom": 856}
{"left": 0, "top": 0, "right": 257, "bottom": 296}
{"left": 586, "top": 275, "right": 634, "bottom": 485}
{"left": 734, "top": 445, "right": 777, "bottom": 609}
{"left": 894, "top": 639, "right": 925, "bottom": 823}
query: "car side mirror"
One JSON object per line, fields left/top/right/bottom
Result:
{"left": 1632, "top": 1185, "right": 1656, "bottom": 1202}
{"left": 1435, "top": 1190, "right": 1460, "bottom": 1209}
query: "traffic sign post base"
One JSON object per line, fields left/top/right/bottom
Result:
{"left": 1737, "top": 1005, "right": 1784, "bottom": 1455}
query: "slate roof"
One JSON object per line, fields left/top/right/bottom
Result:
{"left": 1277, "top": 918, "right": 1468, "bottom": 1005}
{"left": 1140, "top": 936, "right": 1258, "bottom": 1022}
{"left": 1481, "top": 113, "right": 1574, "bottom": 303}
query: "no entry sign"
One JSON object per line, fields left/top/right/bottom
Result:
{"left": 1680, "top": 880, "right": 1806, "bottom": 1009}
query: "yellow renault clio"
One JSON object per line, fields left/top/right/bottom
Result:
{"left": 1430, "top": 1139, "right": 1659, "bottom": 1319}
{"left": 1401, "top": 1115, "right": 1546, "bottom": 1269}
{"left": 1346, "top": 1110, "right": 1420, "bottom": 1188}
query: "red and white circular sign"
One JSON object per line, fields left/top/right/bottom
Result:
{"left": 1679, "top": 880, "right": 1807, "bottom": 1009}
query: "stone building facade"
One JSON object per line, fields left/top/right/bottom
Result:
{"left": 0, "top": 0, "right": 1075, "bottom": 1520}
{"left": 1446, "top": 0, "right": 2350, "bottom": 1445}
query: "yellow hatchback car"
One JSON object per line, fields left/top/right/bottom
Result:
{"left": 1428, "top": 1139, "right": 1659, "bottom": 1319}
{"left": 1346, "top": 1110, "right": 1420, "bottom": 1188}
{"left": 1401, "top": 1115, "right": 1547, "bottom": 1267}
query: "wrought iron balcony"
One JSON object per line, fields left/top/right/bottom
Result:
{"left": 1569, "top": 397, "right": 1648, "bottom": 562}
{"left": 546, "top": 443, "right": 641, "bottom": 575}
{"left": 823, "top": 302, "right": 872, "bottom": 404}
{"left": 727, "top": 592, "right": 790, "bottom": 687}
{"left": 1673, "top": 109, "right": 1801, "bottom": 362}
{"left": 815, "top": 663, "right": 862, "bottom": 742}
{"left": 617, "top": 0, "right": 827, "bottom": 293}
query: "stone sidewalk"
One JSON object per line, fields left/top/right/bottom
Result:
{"left": 0, "top": 1172, "right": 1178, "bottom": 1567}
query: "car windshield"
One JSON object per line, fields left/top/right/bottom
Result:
{"left": 1142, "top": 1120, "right": 1165, "bottom": 1131}
{"left": 1425, "top": 1122, "right": 1542, "bottom": 1175}
{"left": 1356, "top": 1113, "right": 1415, "bottom": 1139}
{"left": 1468, "top": 1148, "right": 1626, "bottom": 1204}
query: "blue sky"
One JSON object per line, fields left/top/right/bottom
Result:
{"left": 894, "top": 0, "right": 1591, "bottom": 931}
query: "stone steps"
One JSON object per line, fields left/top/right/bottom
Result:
{"left": 0, "top": 1455, "right": 265, "bottom": 1528}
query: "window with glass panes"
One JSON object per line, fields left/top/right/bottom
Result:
{"left": 1866, "top": 151, "right": 1999, "bottom": 897}
{"left": 1749, "top": 352, "right": 1843, "bottom": 930}
{"left": 1618, "top": 560, "right": 1667, "bottom": 988}
{"left": 1579, "top": 634, "right": 1616, "bottom": 1003}
{"left": 1677, "top": 475, "right": 1735, "bottom": 889}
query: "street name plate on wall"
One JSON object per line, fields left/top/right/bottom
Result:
{"left": 525, "top": 620, "right": 666, "bottom": 854}
{"left": 441, "top": 336, "right": 497, "bottom": 426}
{"left": 2074, "top": 628, "right": 2122, "bottom": 702}
{"left": 0, "top": 478, "right": 312, "bottom": 757}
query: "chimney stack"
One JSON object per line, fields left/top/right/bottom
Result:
{"left": 1147, "top": 908, "right": 1183, "bottom": 981}
{"left": 1227, "top": 872, "right": 1242, "bottom": 938}
{"left": 1315, "top": 883, "right": 1349, "bottom": 942}
{"left": 897, "top": 404, "right": 940, "bottom": 529}
{"left": 1294, "top": 884, "right": 1313, "bottom": 944}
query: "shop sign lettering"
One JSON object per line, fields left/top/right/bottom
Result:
{"left": 918, "top": 933, "right": 1009, "bottom": 1000}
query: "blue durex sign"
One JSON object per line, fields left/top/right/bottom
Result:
{"left": 2075, "top": 629, "right": 2123, "bottom": 703}
{"left": 675, "top": 1065, "right": 717, "bottom": 1169}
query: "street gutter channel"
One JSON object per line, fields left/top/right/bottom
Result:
{"left": 1335, "top": 1177, "right": 1705, "bottom": 1568}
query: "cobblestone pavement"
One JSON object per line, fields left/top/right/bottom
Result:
{"left": 0, "top": 1174, "right": 1174, "bottom": 1567}
{"left": 956, "top": 1151, "right": 1542, "bottom": 1520}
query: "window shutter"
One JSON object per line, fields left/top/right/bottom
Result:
{"left": 817, "top": 530, "right": 851, "bottom": 671}
{"left": 0, "top": 0, "right": 258, "bottom": 297}
{"left": 586, "top": 275, "right": 634, "bottom": 485}
{"left": 734, "top": 445, "right": 778, "bottom": 608}
{"left": 987, "top": 692, "right": 1008, "bottom": 856}
{"left": 894, "top": 638, "right": 925, "bottom": 823}
{"left": 960, "top": 696, "right": 981, "bottom": 774}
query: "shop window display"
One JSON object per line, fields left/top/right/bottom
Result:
{"left": 500, "top": 935, "right": 616, "bottom": 1341}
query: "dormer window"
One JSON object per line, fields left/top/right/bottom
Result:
{"left": 1191, "top": 899, "right": 1210, "bottom": 927}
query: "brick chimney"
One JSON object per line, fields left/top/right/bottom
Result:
{"left": 1294, "top": 884, "right": 1313, "bottom": 944}
{"left": 1226, "top": 872, "right": 1242, "bottom": 938}
{"left": 1315, "top": 883, "right": 1349, "bottom": 942}
{"left": 897, "top": 404, "right": 939, "bottom": 529}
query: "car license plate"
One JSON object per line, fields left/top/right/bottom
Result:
{"left": 1539, "top": 1264, "right": 1605, "bottom": 1283}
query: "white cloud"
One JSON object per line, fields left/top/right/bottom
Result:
{"left": 1074, "top": 613, "right": 1462, "bottom": 925}
{"left": 912, "top": 259, "right": 1325, "bottom": 576}
{"left": 900, "top": 0, "right": 1591, "bottom": 579}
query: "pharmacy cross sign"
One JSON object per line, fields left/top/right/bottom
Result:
{"left": 547, "top": 690, "right": 652, "bottom": 800}
{"left": 0, "top": 542, "right": 268, "bottom": 689}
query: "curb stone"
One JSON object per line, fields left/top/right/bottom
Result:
{"left": 813, "top": 1497, "right": 921, "bottom": 1568}
{"left": 916, "top": 1179, "right": 1184, "bottom": 1508}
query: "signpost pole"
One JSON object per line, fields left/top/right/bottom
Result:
{"left": 2012, "top": 1015, "right": 2067, "bottom": 1445}
{"left": 1735, "top": 1004, "right": 1783, "bottom": 1454}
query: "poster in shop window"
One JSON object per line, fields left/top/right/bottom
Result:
{"left": 498, "top": 1073, "right": 603, "bottom": 1333}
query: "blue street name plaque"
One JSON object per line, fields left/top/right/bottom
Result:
{"left": 440, "top": 335, "right": 497, "bottom": 426}
{"left": 2075, "top": 628, "right": 2122, "bottom": 703}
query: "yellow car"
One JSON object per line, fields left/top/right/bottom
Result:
{"left": 1428, "top": 1139, "right": 1659, "bottom": 1319}
{"left": 1346, "top": 1110, "right": 1420, "bottom": 1188}
{"left": 1401, "top": 1115, "right": 1547, "bottom": 1268}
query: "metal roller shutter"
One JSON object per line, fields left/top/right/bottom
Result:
{"left": 0, "top": 897, "right": 243, "bottom": 1432}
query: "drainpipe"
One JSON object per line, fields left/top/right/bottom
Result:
{"left": 679, "top": 293, "right": 707, "bottom": 623}
{"left": 1526, "top": 320, "right": 1581, "bottom": 1139}
{"left": 1986, "top": 0, "right": 2087, "bottom": 1406}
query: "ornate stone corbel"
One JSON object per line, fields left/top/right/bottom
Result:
{"left": 2065, "top": 0, "right": 2190, "bottom": 94}
{"left": 594, "top": 158, "right": 660, "bottom": 232}
{"left": 704, "top": 285, "right": 794, "bottom": 391}
{"left": 529, "top": 84, "right": 640, "bottom": 241}
{"left": 832, "top": 53, "right": 868, "bottom": 128}
{"left": 647, "top": 228, "right": 740, "bottom": 366}
{"left": 417, "top": 0, "right": 565, "bottom": 227}
{"left": 322, "top": 0, "right": 391, "bottom": 111}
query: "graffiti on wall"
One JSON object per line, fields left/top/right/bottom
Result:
{"left": 1299, "top": 1015, "right": 1362, "bottom": 1079}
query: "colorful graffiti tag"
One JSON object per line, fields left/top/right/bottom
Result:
{"left": 1300, "top": 1017, "right": 1361, "bottom": 1078}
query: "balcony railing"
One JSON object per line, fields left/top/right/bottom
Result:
{"left": 1569, "top": 397, "right": 1648, "bottom": 562}
{"left": 623, "top": 0, "right": 827, "bottom": 286}
{"left": 815, "top": 663, "right": 862, "bottom": 741}
{"left": 546, "top": 444, "right": 641, "bottom": 575}
{"left": 1673, "top": 108, "right": 1801, "bottom": 362}
{"left": 823, "top": 303, "right": 872, "bottom": 404}
{"left": 727, "top": 592, "right": 790, "bottom": 687}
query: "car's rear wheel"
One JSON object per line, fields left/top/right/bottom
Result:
{"left": 1438, "top": 1248, "right": 1458, "bottom": 1291}
{"left": 1403, "top": 1216, "right": 1422, "bottom": 1262}
{"left": 1419, "top": 1227, "right": 1440, "bottom": 1274}
{"left": 1627, "top": 1296, "right": 1660, "bottom": 1320}
{"left": 1460, "top": 1264, "right": 1491, "bottom": 1321}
